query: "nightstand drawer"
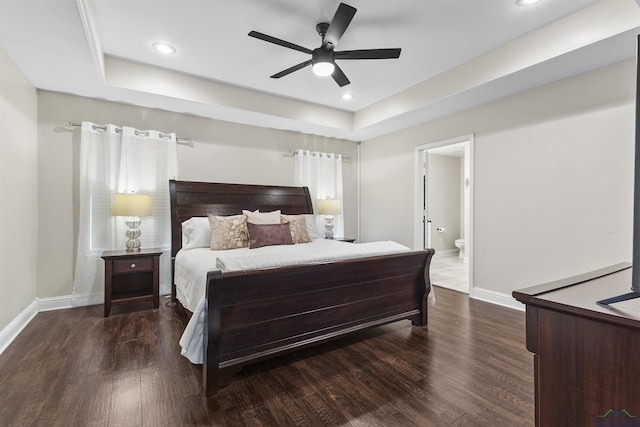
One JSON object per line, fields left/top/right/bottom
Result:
{"left": 113, "top": 257, "right": 153, "bottom": 274}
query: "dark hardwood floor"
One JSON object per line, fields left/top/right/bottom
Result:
{"left": 0, "top": 286, "right": 534, "bottom": 426}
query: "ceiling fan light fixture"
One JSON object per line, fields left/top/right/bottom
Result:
{"left": 312, "top": 48, "right": 335, "bottom": 77}
{"left": 312, "top": 61, "right": 335, "bottom": 77}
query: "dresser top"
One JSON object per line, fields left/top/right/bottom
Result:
{"left": 513, "top": 263, "right": 640, "bottom": 328}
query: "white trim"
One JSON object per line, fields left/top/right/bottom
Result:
{"left": 413, "top": 146, "right": 426, "bottom": 250}
{"left": 468, "top": 137, "right": 475, "bottom": 294}
{"left": 0, "top": 300, "right": 38, "bottom": 355}
{"left": 470, "top": 287, "right": 525, "bottom": 311}
{"left": 76, "top": 0, "right": 105, "bottom": 83}
{"left": 357, "top": 141, "right": 361, "bottom": 243}
{"left": 38, "top": 295, "right": 73, "bottom": 312}
{"left": 0, "top": 294, "right": 87, "bottom": 356}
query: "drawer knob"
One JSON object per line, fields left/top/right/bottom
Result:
{"left": 130, "top": 263, "right": 136, "bottom": 269}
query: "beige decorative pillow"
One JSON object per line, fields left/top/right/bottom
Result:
{"left": 243, "top": 209, "right": 281, "bottom": 224}
{"left": 208, "top": 214, "right": 249, "bottom": 250}
{"left": 281, "top": 214, "right": 312, "bottom": 244}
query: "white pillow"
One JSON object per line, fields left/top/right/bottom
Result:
{"left": 181, "top": 217, "right": 211, "bottom": 249}
{"left": 304, "top": 214, "right": 323, "bottom": 239}
{"left": 243, "top": 209, "right": 281, "bottom": 224}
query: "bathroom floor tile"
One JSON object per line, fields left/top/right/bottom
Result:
{"left": 430, "top": 254, "right": 469, "bottom": 294}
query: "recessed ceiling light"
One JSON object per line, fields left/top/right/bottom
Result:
{"left": 516, "top": 0, "right": 541, "bottom": 5}
{"left": 152, "top": 42, "right": 176, "bottom": 55}
{"left": 342, "top": 93, "right": 354, "bottom": 101}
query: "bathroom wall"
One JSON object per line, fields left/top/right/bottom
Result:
{"left": 427, "top": 153, "right": 461, "bottom": 251}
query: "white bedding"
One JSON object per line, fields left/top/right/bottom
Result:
{"left": 176, "top": 239, "right": 435, "bottom": 363}
{"left": 216, "top": 238, "right": 412, "bottom": 271}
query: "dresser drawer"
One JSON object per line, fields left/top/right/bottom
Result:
{"left": 113, "top": 257, "right": 153, "bottom": 274}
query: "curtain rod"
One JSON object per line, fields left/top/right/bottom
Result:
{"left": 285, "top": 149, "right": 351, "bottom": 161}
{"left": 63, "top": 122, "right": 193, "bottom": 147}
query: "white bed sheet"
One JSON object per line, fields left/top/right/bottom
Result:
{"left": 176, "top": 239, "right": 435, "bottom": 363}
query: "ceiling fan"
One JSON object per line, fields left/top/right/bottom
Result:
{"left": 248, "top": 3, "right": 401, "bottom": 87}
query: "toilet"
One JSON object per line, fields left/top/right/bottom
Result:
{"left": 454, "top": 239, "right": 464, "bottom": 259}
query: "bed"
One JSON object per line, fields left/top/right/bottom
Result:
{"left": 169, "top": 179, "right": 435, "bottom": 395}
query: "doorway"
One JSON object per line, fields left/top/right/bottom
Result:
{"left": 415, "top": 135, "right": 473, "bottom": 294}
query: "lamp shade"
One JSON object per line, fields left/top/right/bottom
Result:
{"left": 112, "top": 193, "right": 152, "bottom": 217}
{"left": 317, "top": 199, "right": 341, "bottom": 215}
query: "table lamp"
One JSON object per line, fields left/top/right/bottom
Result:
{"left": 317, "top": 199, "right": 341, "bottom": 239}
{"left": 112, "top": 193, "right": 152, "bottom": 251}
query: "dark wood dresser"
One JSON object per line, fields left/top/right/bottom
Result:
{"left": 513, "top": 263, "right": 640, "bottom": 427}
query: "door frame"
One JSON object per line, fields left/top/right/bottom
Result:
{"left": 414, "top": 134, "right": 474, "bottom": 290}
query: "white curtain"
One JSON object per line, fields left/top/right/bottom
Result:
{"left": 72, "top": 122, "right": 179, "bottom": 306}
{"left": 293, "top": 149, "right": 344, "bottom": 237}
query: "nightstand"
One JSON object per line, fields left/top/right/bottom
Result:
{"left": 331, "top": 237, "right": 356, "bottom": 243}
{"left": 101, "top": 248, "right": 162, "bottom": 317}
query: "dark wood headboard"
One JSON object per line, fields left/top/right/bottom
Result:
{"left": 169, "top": 180, "right": 314, "bottom": 258}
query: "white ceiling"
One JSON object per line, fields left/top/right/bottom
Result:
{"left": 2, "top": 0, "right": 640, "bottom": 141}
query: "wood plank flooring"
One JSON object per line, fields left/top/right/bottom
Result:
{"left": 0, "top": 287, "right": 534, "bottom": 426}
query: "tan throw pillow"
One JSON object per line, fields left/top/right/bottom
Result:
{"left": 281, "top": 214, "right": 312, "bottom": 244}
{"left": 208, "top": 214, "right": 249, "bottom": 250}
{"left": 243, "top": 209, "right": 281, "bottom": 224}
{"left": 247, "top": 222, "right": 294, "bottom": 249}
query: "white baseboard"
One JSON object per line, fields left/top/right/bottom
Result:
{"left": 470, "top": 287, "right": 525, "bottom": 311}
{"left": 0, "top": 295, "right": 74, "bottom": 356}
{"left": 38, "top": 295, "right": 73, "bottom": 312}
{"left": 0, "top": 300, "right": 38, "bottom": 355}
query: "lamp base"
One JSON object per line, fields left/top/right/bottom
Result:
{"left": 125, "top": 216, "right": 142, "bottom": 251}
{"left": 324, "top": 215, "right": 334, "bottom": 239}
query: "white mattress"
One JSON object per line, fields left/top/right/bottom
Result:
{"left": 175, "top": 239, "right": 435, "bottom": 363}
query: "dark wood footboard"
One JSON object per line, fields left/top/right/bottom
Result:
{"left": 203, "top": 249, "right": 434, "bottom": 395}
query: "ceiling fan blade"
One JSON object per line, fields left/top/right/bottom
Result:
{"left": 324, "top": 3, "right": 357, "bottom": 49}
{"left": 331, "top": 64, "right": 350, "bottom": 87}
{"left": 335, "top": 48, "right": 401, "bottom": 60}
{"left": 270, "top": 59, "right": 313, "bottom": 79}
{"left": 248, "top": 31, "right": 313, "bottom": 55}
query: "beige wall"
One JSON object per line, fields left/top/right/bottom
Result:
{"left": 5, "top": 50, "right": 636, "bottom": 322}
{"left": 361, "top": 59, "right": 635, "bottom": 296}
{"left": 36, "top": 91, "right": 359, "bottom": 298}
{"left": 0, "top": 47, "right": 38, "bottom": 331}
